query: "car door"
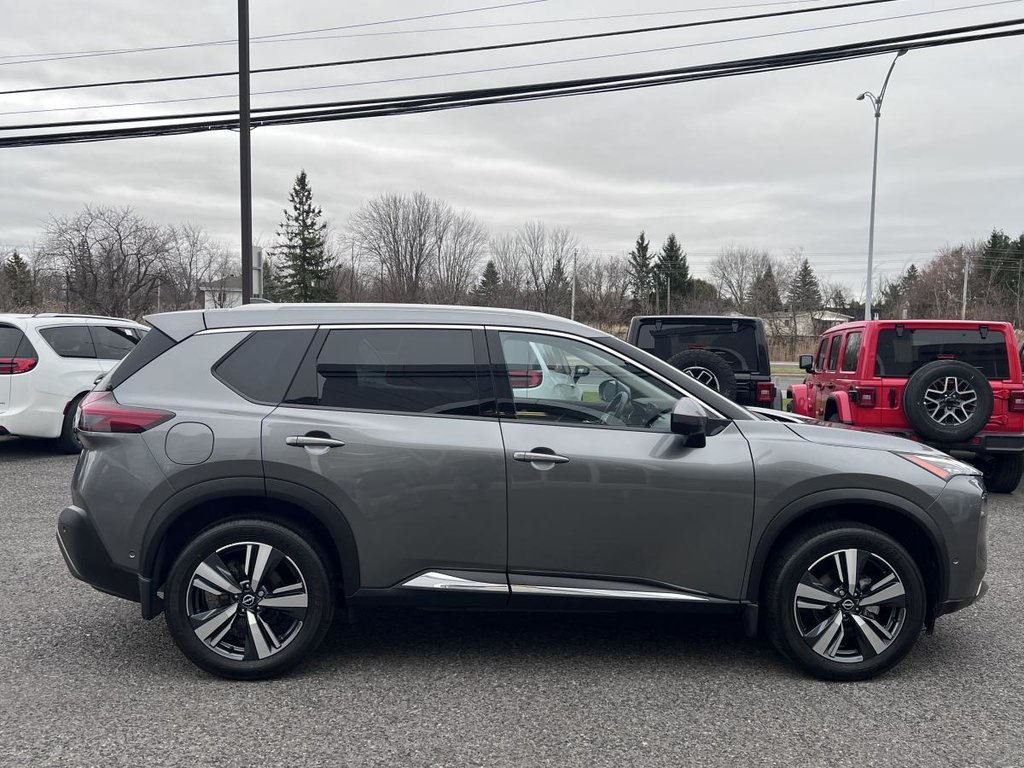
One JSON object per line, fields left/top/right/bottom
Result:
{"left": 833, "top": 330, "right": 862, "bottom": 419}
{"left": 489, "top": 329, "right": 755, "bottom": 603}
{"left": 35, "top": 324, "right": 103, "bottom": 400}
{"left": 815, "top": 334, "right": 843, "bottom": 419}
{"left": 261, "top": 325, "right": 509, "bottom": 601}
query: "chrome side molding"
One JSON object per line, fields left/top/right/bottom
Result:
{"left": 508, "top": 582, "right": 710, "bottom": 602}
{"left": 401, "top": 571, "right": 508, "bottom": 593}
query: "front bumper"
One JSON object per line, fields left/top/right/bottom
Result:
{"left": 928, "top": 475, "right": 988, "bottom": 616}
{"left": 939, "top": 579, "right": 988, "bottom": 617}
{"left": 57, "top": 505, "right": 139, "bottom": 602}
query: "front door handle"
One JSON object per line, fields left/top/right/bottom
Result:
{"left": 286, "top": 435, "right": 346, "bottom": 448}
{"left": 513, "top": 450, "right": 570, "bottom": 464}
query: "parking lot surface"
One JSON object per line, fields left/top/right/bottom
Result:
{"left": 1, "top": 436, "right": 1022, "bottom": 767}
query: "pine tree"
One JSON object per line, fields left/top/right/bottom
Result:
{"left": 627, "top": 231, "right": 655, "bottom": 311}
{"left": 3, "top": 251, "right": 34, "bottom": 307}
{"left": 656, "top": 233, "right": 691, "bottom": 312}
{"left": 747, "top": 263, "right": 782, "bottom": 312}
{"left": 787, "top": 258, "right": 822, "bottom": 311}
{"left": 275, "top": 170, "right": 333, "bottom": 302}
{"left": 472, "top": 259, "right": 501, "bottom": 305}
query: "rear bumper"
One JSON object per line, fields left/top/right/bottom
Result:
{"left": 56, "top": 505, "right": 139, "bottom": 602}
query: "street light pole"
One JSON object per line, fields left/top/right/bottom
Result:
{"left": 238, "top": 0, "right": 254, "bottom": 305}
{"left": 857, "top": 49, "right": 907, "bottom": 321}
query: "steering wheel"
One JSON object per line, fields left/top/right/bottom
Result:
{"left": 603, "top": 390, "right": 629, "bottom": 424}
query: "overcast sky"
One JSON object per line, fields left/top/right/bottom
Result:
{"left": 2, "top": 0, "right": 1022, "bottom": 295}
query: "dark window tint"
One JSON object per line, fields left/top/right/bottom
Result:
{"left": 91, "top": 325, "right": 145, "bottom": 360}
{"left": 826, "top": 335, "right": 842, "bottom": 372}
{"left": 38, "top": 325, "right": 95, "bottom": 358}
{"left": 635, "top": 321, "right": 760, "bottom": 372}
{"left": 0, "top": 325, "right": 27, "bottom": 357}
{"left": 293, "top": 328, "right": 481, "bottom": 416}
{"left": 814, "top": 338, "right": 829, "bottom": 372}
{"left": 107, "top": 329, "right": 175, "bottom": 389}
{"left": 874, "top": 328, "right": 1010, "bottom": 379}
{"left": 841, "top": 332, "right": 862, "bottom": 372}
{"left": 215, "top": 329, "right": 316, "bottom": 404}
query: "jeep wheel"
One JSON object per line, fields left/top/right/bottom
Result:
{"left": 765, "top": 523, "right": 925, "bottom": 681}
{"left": 903, "top": 360, "right": 993, "bottom": 443}
{"left": 666, "top": 349, "right": 737, "bottom": 400}
{"left": 165, "top": 518, "right": 334, "bottom": 680}
{"left": 979, "top": 454, "right": 1023, "bottom": 494}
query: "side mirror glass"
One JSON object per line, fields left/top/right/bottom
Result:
{"left": 799, "top": 354, "right": 814, "bottom": 373}
{"left": 598, "top": 379, "right": 620, "bottom": 402}
{"left": 573, "top": 365, "right": 590, "bottom": 383}
{"left": 670, "top": 398, "right": 708, "bottom": 447}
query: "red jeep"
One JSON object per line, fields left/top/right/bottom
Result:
{"left": 789, "top": 320, "right": 1024, "bottom": 493}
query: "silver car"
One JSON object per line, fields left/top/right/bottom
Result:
{"left": 57, "top": 304, "right": 988, "bottom": 681}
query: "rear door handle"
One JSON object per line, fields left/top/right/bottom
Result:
{"left": 286, "top": 436, "right": 346, "bottom": 448}
{"left": 513, "top": 450, "right": 570, "bottom": 464}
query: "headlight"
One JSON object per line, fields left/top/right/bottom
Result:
{"left": 895, "top": 452, "right": 982, "bottom": 481}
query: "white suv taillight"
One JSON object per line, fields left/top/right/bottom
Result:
{"left": 0, "top": 357, "right": 37, "bottom": 375}
{"left": 78, "top": 391, "right": 174, "bottom": 433}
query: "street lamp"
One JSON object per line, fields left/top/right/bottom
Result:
{"left": 857, "top": 48, "right": 907, "bottom": 321}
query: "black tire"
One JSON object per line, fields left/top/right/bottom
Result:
{"left": 165, "top": 518, "right": 335, "bottom": 680}
{"left": 979, "top": 454, "right": 1023, "bottom": 494}
{"left": 55, "top": 394, "right": 84, "bottom": 454}
{"left": 903, "top": 360, "right": 993, "bottom": 443}
{"left": 666, "top": 349, "right": 738, "bottom": 400}
{"left": 764, "top": 523, "right": 925, "bottom": 681}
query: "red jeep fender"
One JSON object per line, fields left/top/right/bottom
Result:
{"left": 788, "top": 383, "right": 812, "bottom": 416}
{"left": 825, "top": 391, "right": 854, "bottom": 424}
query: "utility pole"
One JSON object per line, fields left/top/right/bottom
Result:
{"left": 570, "top": 248, "right": 578, "bottom": 320}
{"left": 238, "top": 0, "right": 254, "bottom": 305}
{"left": 961, "top": 253, "right": 970, "bottom": 320}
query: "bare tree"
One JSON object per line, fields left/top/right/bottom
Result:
{"left": 518, "top": 221, "right": 577, "bottom": 313}
{"left": 161, "top": 223, "right": 231, "bottom": 310}
{"left": 708, "top": 246, "right": 771, "bottom": 310}
{"left": 426, "top": 206, "right": 488, "bottom": 304}
{"left": 489, "top": 233, "right": 527, "bottom": 307}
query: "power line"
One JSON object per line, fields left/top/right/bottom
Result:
{"left": 3, "top": 23, "right": 1022, "bottom": 148}
{"left": 0, "top": 0, "right": 905, "bottom": 96}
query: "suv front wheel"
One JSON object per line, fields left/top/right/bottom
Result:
{"left": 765, "top": 523, "right": 925, "bottom": 681}
{"left": 164, "top": 518, "right": 335, "bottom": 679}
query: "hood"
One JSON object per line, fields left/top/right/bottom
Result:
{"left": 784, "top": 422, "right": 942, "bottom": 454}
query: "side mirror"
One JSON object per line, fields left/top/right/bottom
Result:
{"left": 670, "top": 398, "right": 708, "bottom": 447}
{"left": 572, "top": 365, "right": 590, "bottom": 383}
{"left": 799, "top": 354, "right": 814, "bottom": 373}
{"left": 598, "top": 379, "right": 619, "bottom": 402}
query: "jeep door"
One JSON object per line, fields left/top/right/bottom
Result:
{"left": 489, "top": 329, "right": 755, "bottom": 603}
{"left": 815, "top": 333, "right": 843, "bottom": 420}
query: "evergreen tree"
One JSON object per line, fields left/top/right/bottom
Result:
{"left": 626, "top": 231, "right": 655, "bottom": 311}
{"left": 787, "top": 258, "right": 822, "bottom": 311}
{"left": 747, "top": 263, "right": 782, "bottom": 312}
{"left": 260, "top": 254, "right": 285, "bottom": 302}
{"left": 3, "top": 251, "right": 34, "bottom": 307}
{"left": 548, "top": 256, "right": 570, "bottom": 312}
{"left": 472, "top": 259, "right": 501, "bottom": 305}
{"left": 274, "top": 170, "right": 333, "bottom": 302}
{"left": 656, "top": 233, "right": 691, "bottom": 311}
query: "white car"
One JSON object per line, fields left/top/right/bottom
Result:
{"left": 0, "top": 313, "right": 148, "bottom": 451}
{"left": 504, "top": 337, "right": 587, "bottom": 402}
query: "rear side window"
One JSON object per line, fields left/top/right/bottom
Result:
{"left": 841, "top": 332, "right": 862, "bottom": 372}
{"left": 91, "top": 326, "right": 145, "bottom": 360}
{"left": 634, "top": 321, "right": 760, "bottom": 372}
{"left": 38, "top": 325, "right": 96, "bottom": 358}
{"left": 107, "top": 328, "right": 175, "bottom": 389}
{"left": 874, "top": 328, "right": 1010, "bottom": 379}
{"left": 0, "top": 324, "right": 37, "bottom": 373}
{"left": 826, "top": 336, "right": 842, "bottom": 372}
{"left": 0, "top": 325, "right": 27, "bottom": 356}
{"left": 286, "top": 328, "right": 482, "bottom": 416}
{"left": 215, "top": 329, "right": 316, "bottom": 404}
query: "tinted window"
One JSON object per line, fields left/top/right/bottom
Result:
{"left": 91, "top": 326, "right": 145, "bottom": 360}
{"left": 826, "top": 336, "right": 842, "bottom": 372}
{"left": 215, "top": 329, "right": 316, "bottom": 404}
{"left": 814, "top": 338, "right": 829, "bottom": 372}
{"left": 107, "top": 328, "right": 175, "bottom": 389}
{"left": 289, "top": 328, "right": 481, "bottom": 416}
{"left": 635, "top": 321, "right": 760, "bottom": 372}
{"left": 874, "top": 328, "right": 1010, "bottom": 379}
{"left": 841, "top": 332, "right": 861, "bottom": 372}
{"left": 0, "top": 325, "right": 27, "bottom": 357}
{"left": 39, "top": 325, "right": 96, "bottom": 358}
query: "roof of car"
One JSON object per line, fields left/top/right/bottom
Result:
{"left": 630, "top": 314, "right": 762, "bottom": 323}
{"left": 146, "top": 303, "right": 609, "bottom": 341}
{"left": 0, "top": 312, "right": 144, "bottom": 328}
{"left": 823, "top": 319, "right": 1015, "bottom": 334}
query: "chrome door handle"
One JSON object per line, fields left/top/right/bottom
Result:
{"left": 286, "top": 436, "right": 346, "bottom": 448}
{"left": 513, "top": 450, "right": 570, "bottom": 464}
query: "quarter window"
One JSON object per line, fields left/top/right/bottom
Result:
{"left": 91, "top": 326, "right": 145, "bottom": 360}
{"left": 215, "top": 329, "right": 316, "bottom": 404}
{"left": 826, "top": 336, "right": 842, "bottom": 372}
{"left": 841, "top": 332, "right": 862, "bottom": 373}
{"left": 38, "top": 326, "right": 96, "bottom": 358}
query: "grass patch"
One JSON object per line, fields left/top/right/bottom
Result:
{"left": 771, "top": 366, "right": 804, "bottom": 375}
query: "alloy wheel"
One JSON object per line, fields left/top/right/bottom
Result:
{"left": 793, "top": 548, "right": 907, "bottom": 664}
{"left": 186, "top": 541, "right": 309, "bottom": 661}
{"left": 923, "top": 376, "right": 978, "bottom": 426}
{"left": 682, "top": 366, "right": 721, "bottom": 390}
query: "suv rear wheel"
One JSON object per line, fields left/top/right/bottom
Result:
{"left": 56, "top": 394, "right": 84, "bottom": 454}
{"left": 164, "top": 518, "right": 335, "bottom": 679}
{"left": 765, "top": 523, "right": 925, "bottom": 681}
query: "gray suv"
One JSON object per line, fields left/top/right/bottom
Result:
{"left": 56, "top": 304, "right": 988, "bottom": 681}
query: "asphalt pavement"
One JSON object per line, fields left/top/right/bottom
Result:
{"left": 1, "top": 435, "right": 1022, "bottom": 767}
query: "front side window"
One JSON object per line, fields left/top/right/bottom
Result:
{"left": 497, "top": 331, "right": 681, "bottom": 430}
{"left": 814, "top": 338, "right": 829, "bottom": 372}
{"left": 841, "top": 332, "right": 862, "bottom": 372}
{"left": 287, "top": 328, "right": 482, "bottom": 416}
{"left": 91, "top": 326, "right": 145, "bottom": 360}
{"left": 826, "top": 335, "right": 842, "bottom": 372}
{"left": 38, "top": 325, "right": 96, "bottom": 358}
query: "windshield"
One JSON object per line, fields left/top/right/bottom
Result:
{"left": 875, "top": 328, "right": 1010, "bottom": 379}
{"left": 635, "top": 320, "right": 761, "bottom": 372}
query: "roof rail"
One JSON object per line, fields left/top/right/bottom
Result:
{"left": 32, "top": 312, "right": 136, "bottom": 323}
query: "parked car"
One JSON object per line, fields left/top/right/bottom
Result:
{"left": 504, "top": 337, "right": 588, "bottom": 402}
{"left": 626, "top": 315, "right": 780, "bottom": 408}
{"left": 58, "top": 304, "right": 986, "bottom": 681}
{"left": 789, "top": 320, "right": 1024, "bottom": 493}
{"left": 0, "top": 313, "right": 148, "bottom": 451}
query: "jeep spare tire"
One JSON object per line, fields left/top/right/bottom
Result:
{"left": 667, "top": 349, "right": 738, "bottom": 400}
{"left": 902, "top": 359, "right": 993, "bottom": 443}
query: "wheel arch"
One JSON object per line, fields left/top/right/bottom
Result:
{"left": 824, "top": 393, "right": 852, "bottom": 423}
{"left": 746, "top": 490, "right": 948, "bottom": 619}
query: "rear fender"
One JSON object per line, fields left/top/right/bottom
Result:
{"left": 789, "top": 383, "right": 811, "bottom": 416}
{"left": 827, "top": 392, "right": 853, "bottom": 423}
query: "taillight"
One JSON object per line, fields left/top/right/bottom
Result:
{"left": 756, "top": 381, "right": 775, "bottom": 404}
{"left": 77, "top": 391, "right": 174, "bottom": 433}
{"left": 508, "top": 368, "right": 543, "bottom": 388}
{"left": 856, "top": 386, "right": 877, "bottom": 407}
{"left": 1010, "top": 391, "right": 1024, "bottom": 413}
{"left": 0, "top": 357, "right": 37, "bottom": 375}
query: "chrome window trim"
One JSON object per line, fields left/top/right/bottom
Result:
{"left": 401, "top": 571, "right": 508, "bottom": 593}
{"left": 196, "top": 325, "right": 319, "bottom": 335}
{"left": 487, "top": 325, "right": 727, "bottom": 420}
